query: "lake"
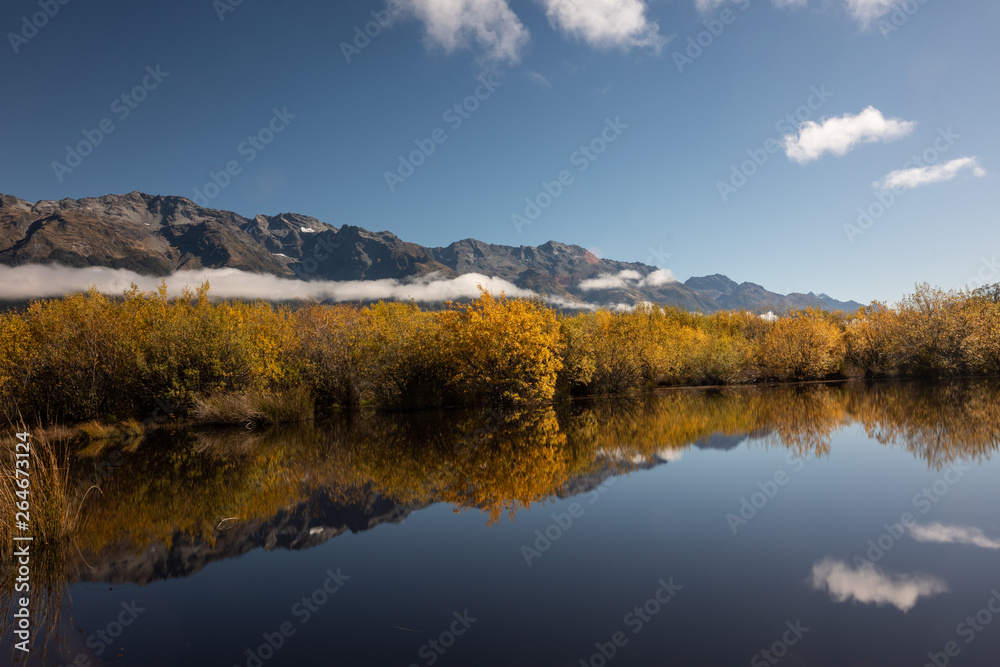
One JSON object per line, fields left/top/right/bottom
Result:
{"left": 5, "top": 380, "right": 1000, "bottom": 666}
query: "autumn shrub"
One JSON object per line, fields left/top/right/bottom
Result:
{"left": 293, "top": 304, "right": 365, "bottom": 408}
{"left": 126, "top": 285, "right": 301, "bottom": 409}
{"left": 294, "top": 301, "right": 443, "bottom": 409}
{"left": 756, "top": 309, "right": 846, "bottom": 381}
{"left": 560, "top": 310, "right": 643, "bottom": 395}
{"left": 893, "top": 286, "right": 969, "bottom": 376}
{"left": 677, "top": 327, "right": 751, "bottom": 384}
{"left": 0, "top": 285, "right": 301, "bottom": 423}
{"left": 848, "top": 285, "right": 1000, "bottom": 378}
{"left": 560, "top": 306, "right": 754, "bottom": 393}
{"left": 4, "top": 282, "right": 1000, "bottom": 427}
{"left": 8, "top": 289, "right": 147, "bottom": 422}
{"left": 560, "top": 307, "right": 684, "bottom": 395}
{"left": 0, "top": 311, "right": 30, "bottom": 420}
{"left": 845, "top": 303, "right": 902, "bottom": 376}
{"left": 437, "top": 292, "right": 563, "bottom": 406}
{"left": 353, "top": 301, "right": 444, "bottom": 408}
{"left": 558, "top": 313, "right": 601, "bottom": 394}
{"left": 961, "top": 297, "right": 1000, "bottom": 375}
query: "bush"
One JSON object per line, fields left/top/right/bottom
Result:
{"left": 3, "top": 282, "right": 1000, "bottom": 427}
{"left": 437, "top": 292, "right": 563, "bottom": 406}
{"left": 756, "top": 309, "right": 845, "bottom": 381}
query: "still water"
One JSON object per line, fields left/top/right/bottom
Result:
{"left": 5, "top": 380, "right": 1000, "bottom": 666}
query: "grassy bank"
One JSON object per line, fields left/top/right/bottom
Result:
{"left": 1, "top": 282, "right": 999, "bottom": 426}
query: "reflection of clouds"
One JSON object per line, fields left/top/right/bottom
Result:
{"left": 810, "top": 558, "right": 947, "bottom": 613}
{"left": 597, "top": 447, "right": 684, "bottom": 465}
{"left": 910, "top": 523, "right": 1000, "bottom": 550}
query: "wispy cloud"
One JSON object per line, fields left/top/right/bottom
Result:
{"left": 542, "top": 0, "right": 668, "bottom": 53}
{"left": 527, "top": 70, "right": 552, "bottom": 88}
{"left": 579, "top": 268, "right": 675, "bottom": 291}
{"left": 810, "top": 558, "right": 948, "bottom": 613}
{"left": 0, "top": 264, "right": 600, "bottom": 310}
{"left": 910, "top": 523, "right": 1000, "bottom": 550}
{"left": 773, "top": 0, "right": 807, "bottom": 7}
{"left": 875, "top": 157, "right": 986, "bottom": 191}
{"left": 845, "top": 0, "right": 896, "bottom": 29}
{"left": 394, "top": 0, "right": 529, "bottom": 63}
{"left": 784, "top": 106, "right": 916, "bottom": 164}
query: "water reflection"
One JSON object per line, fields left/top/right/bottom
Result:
{"left": 908, "top": 523, "right": 1000, "bottom": 549}
{"left": 809, "top": 558, "right": 950, "bottom": 613}
{"left": 4, "top": 379, "right": 1000, "bottom": 662}
{"left": 36, "top": 381, "right": 1000, "bottom": 577}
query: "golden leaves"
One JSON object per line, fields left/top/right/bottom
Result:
{"left": 3, "top": 282, "right": 1000, "bottom": 425}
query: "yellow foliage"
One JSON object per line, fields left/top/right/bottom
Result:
{"left": 756, "top": 309, "right": 846, "bottom": 381}
{"left": 2, "top": 282, "right": 1000, "bottom": 426}
{"left": 437, "top": 291, "right": 563, "bottom": 406}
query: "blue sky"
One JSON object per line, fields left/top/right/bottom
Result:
{"left": 2, "top": 0, "right": 997, "bottom": 303}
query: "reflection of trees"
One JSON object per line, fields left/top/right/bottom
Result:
{"left": 562, "top": 386, "right": 847, "bottom": 460}
{"left": 8, "top": 380, "right": 1000, "bottom": 662}
{"left": 72, "top": 426, "right": 349, "bottom": 554}
{"left": 12, "top": 380, "right": 1000, "bottom": 570}
{"left": 846, "top": 379, "right": 1000, "bottom": 469}
{"left": 321, "top": 408, "right": 595, "bottom": 524}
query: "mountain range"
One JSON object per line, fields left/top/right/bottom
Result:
{"left": 0, "top": 191, "right": 861, "bottom": 312}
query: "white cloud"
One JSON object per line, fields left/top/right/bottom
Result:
{"left": 642, "top": 269, "right": 675, "bottom": 286}
{"left": 875, "top": 157, "right": 986, "bottom": 191}
{"left": 0, "top": 264, "right": 607, "bottom": 310}
{"left": 395, "top": 0, "right": 529, "bottom": 63}
{"left": 845, "top": 0, "right": 895, "bottom": 28}
{"left": 773, "top": 0, "right": 806, "bottom": 7}
{"left": 580, "top": 270, "right": 640, "bottom": 291}
{"left": 579, "top": 268, "right": 675, "bottom": 291}
{"left": 543, "top": 0, "right": 667, "bottom": 52}
{"left": 810, "top": 558, "right": 948, "bottom": 613}
{"left": 784, "top": 106, "right": 916, "bottom": 164}
{"left": 527, "top": 70, "right": 552, "bottom": 88}
{"left": 910, "top": 523, "right": 1000, "bottom": 550}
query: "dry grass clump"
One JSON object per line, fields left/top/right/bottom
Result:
{"left": 193, "top": 386, "right": 315, "bottom": 428}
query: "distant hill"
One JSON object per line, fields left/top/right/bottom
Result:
{"left": 0, "top": 191, "right": 862, "bottom": 312}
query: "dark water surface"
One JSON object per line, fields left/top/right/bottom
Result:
{"left": 5, "top": 380, "right": 1000, "bottom": 666}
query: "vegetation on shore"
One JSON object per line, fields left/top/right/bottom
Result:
{"left": 1, "top": 282, "right": 999, "bottom": 426}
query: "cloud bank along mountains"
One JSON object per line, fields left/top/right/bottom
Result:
{"left": 0, "top": 191, "right": 861, "bottom": 311}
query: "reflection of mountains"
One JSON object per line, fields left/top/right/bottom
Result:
{"left": 66, "top": 379, "right": 1000, "bottom": 585}
{"left": 71, "top": 488, "right": 425, "bottom": 585}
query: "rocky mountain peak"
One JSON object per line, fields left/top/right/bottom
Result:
{"left": 0, "top": 191, "right": 862, "bottom": 312}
